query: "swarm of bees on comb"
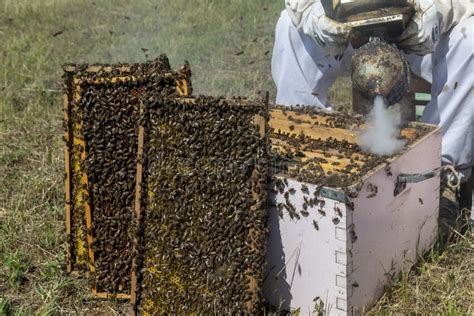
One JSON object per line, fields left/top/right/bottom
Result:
{"left": 81, "top": 80, "right": 141, "bottom": 294}
{"left": 63, "top": 55, "right": 190, "bottom": 295}
{"left": 268, "top": 104, "right": 432, "bottom": 188}
{"left": 137, "top": 96, "right": 269, "bottom": 314}
{"left": 64, "top": 56, "right": 269, "bottom": 312}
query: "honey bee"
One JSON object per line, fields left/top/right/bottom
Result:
{"left": 301, "top": 184, "right": 309, "bottom": 195}
{"left": 312, "top": 220, "right": 319, "bottom": 231}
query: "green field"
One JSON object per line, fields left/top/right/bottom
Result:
{"left": 0, "top": 0, "right": 472, "bottom": 314}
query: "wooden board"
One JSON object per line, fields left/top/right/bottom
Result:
{"left": 130, "top": 101, "right": 145, "bottom": 310}
{"left": 63, "top": 72, "right": 74, "bottom": 273}
{"left": 269, "top": 109, "right": 358, "bottom": 143}
{"left": 269, "top": 109, "right": 424, "bottom": 144}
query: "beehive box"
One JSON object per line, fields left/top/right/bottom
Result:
{"left": 62, "top": 55, "right": 191, "bottom": 298}
{"left": 134, "top": 96, "right": 269, "bottom": 314}
{"left": 263, "top": 107, "right": 441, "bottom": 315}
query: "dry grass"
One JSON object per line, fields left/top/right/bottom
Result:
{"left": 0, "top": 0, "right": 471, "bottom": 314}
{"left": 370, "top": 235, "right": 473, "bottom": 315}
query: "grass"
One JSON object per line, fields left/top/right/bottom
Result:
{"left": 0, "top": 0, "right": 471, "bottom": 314}
{"left": 370, "top": 237, "right": 473, "bottom": 315}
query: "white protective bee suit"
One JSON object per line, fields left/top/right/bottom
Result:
{"left": 272, "top": 0, "right": 474, "bottom": 180}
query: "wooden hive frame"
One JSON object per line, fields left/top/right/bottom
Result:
{"left": 63, "top": 61, "right": 192, "bottom": 300}
{"left": 267, "top": 108, "right": 428, "bottom": 178}
{"left": 130, "top": 95, "right": 269, "bottom": 315}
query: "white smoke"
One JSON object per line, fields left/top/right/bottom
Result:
{"left": 358, "top": 95, "right": 406, "bottom": 156}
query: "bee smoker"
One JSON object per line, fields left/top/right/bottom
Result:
{"left": 322, "top": 0, "right": 415, "bottom": 106}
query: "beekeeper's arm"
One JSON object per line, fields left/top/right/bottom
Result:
{"left": 397, "top": 0, "right": 474, "bottom": 55}
{"left": 285, "top": 0, "right": 351, "bottom": 57}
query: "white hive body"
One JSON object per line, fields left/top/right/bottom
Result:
{"left": 264, "top": 127, "right": 442, "bottom": 315}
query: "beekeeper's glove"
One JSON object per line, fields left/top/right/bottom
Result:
{"left": 286, "top": 0, "right": 351, "bottom": 57}
{"left": 397, "top": 0, "right": 441, "bottom": 55}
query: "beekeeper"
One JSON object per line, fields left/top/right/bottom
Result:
{"left": 272, "top": 0, "right": 473, "bottom": 237}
